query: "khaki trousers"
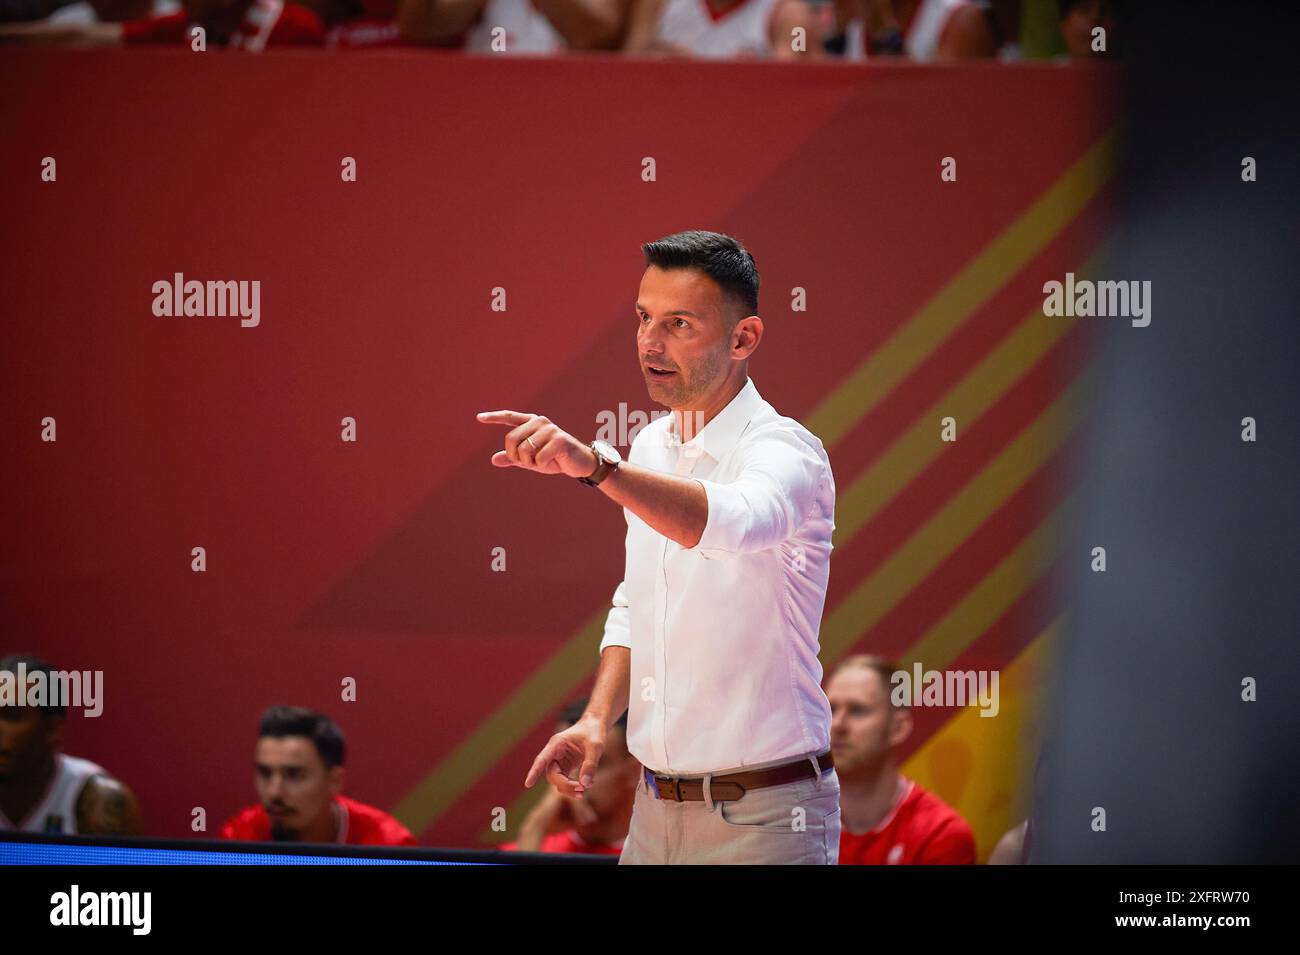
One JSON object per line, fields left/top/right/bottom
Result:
{"left": 619, "top": 756, "right": 841, "bottom": 865}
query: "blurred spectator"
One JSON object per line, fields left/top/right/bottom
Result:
{"left": 827, "top": 654, "right": 977, "bottom": 864}
{"left": 309, "top": 0, "right": 436, "bottom": 46}
{"left": 822, "top": 0, "right": 996, "bottom": 60}
{"left": 43, "top": 0, "right": 178, "bottom": 25}
{"left": 623, "top": 0, "right": 821, "bottom": 60}
{"left": 817, "top": 0, "right": 861, "bottom": 57}
{"left": 0, "top": 654, "right": 143, "bottom": 836}
{"left": 1056, "top": 0, "right": 1114, "bottom": 60}
{"left": 986, "top": 0, "right": 1018, "bottom": 59}
{"left": 500, "top": 698, "right": 636, "bottom": 855}
{"left": 220, "top": 705, "right": 417, "bottom": 846}
{"left": 400, "top": 0, "right": 628, "bottom": 52}
{"left": 123, "top": 0, "right": 325, "bottom": 45}
{"left": 0, "top": 0, "right": 325, "bottom": 45}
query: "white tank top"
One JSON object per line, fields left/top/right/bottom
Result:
{"left": 657, "top": 0, "right": 782, "bottom": 59}
{"left": 0, "top": 753, "right": 106, "bottom": 834}
{"left": 466, "top": 0, "right": 564, "bottom": 54}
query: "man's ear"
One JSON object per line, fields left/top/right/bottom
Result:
{"left": 733, "top": 314, "right": 763, "bottom": 358}
{"left": 889, "top": 708, "right": 914, "bottom": 748}
{"left": 328, "top": 764, "right": 345, "bottom": 796}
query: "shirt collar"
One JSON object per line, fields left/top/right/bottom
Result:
{"left": 867, "top": 777, "right": 914, "bottom": 835}
{"left": 333, "top": 796, "right": 349, "bottom": 843}
{"left": 668, "top": 377, "right": 762, "bottom": 463}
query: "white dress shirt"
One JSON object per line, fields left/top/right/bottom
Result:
{"left": 599, "top": 376, "right": 837, "bottom": 775}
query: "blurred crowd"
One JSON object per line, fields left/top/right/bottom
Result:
{"left": 0, "top": 0, "right": 1118, "bottom": 62}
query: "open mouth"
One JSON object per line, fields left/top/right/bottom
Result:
{"left": 646, "top": 365, "right": 677, "bottom": 378}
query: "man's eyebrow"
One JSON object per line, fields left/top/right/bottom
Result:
{"left": 635, "top": 303, "right": 702, "bottom": 318}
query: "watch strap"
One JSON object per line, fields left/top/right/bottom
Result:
{"left": 578, "top": 441, "right": 617, "bottom": 487}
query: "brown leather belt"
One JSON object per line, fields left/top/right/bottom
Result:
{"left": 642, "top": 751, "right": 834, "bottom": 802}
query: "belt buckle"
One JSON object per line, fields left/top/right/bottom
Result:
{"left": 644, "top": 767, "right": 663, "bottom": 800}
{"left": 657, "top": 774, "right": 684, "bottom": 802}
{"left": 646, "top": 769, "right": 686, "bottom": 801}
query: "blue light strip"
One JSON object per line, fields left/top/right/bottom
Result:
{"left": 0, "top": 842, "right": 491, "bottom": 865}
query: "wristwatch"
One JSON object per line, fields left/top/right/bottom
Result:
{"left": 578, "top": 439, "right": 622, "bottom": 487}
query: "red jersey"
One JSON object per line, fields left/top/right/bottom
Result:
{"left": 839, "top": 778, "right": 976, "bottom": 865}
{"left": 123, "top": 0, "right": 325, "bottom": 49}
{"left": 500, "top": 829, "right": 623, "bottom": 856}
{"left": 220, "top": 794, "right": 417, "bottom": 847}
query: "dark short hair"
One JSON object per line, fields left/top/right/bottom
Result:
{"left": 258, "top": 705, "right": 345, "bottom": 769}
{"left": 558, "top": 697, "right": 628, "bottom": 734}
{"left": 642, "top": 230, "right": 760, "bottom": 324}
{"left": 0, "top": 654, "right": 66, "bottom": 717}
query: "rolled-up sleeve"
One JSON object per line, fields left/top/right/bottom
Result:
{"left": 689, "top": 429, "right": 830, "bottom": 559}
{"left": 599, "top": 578, "right": 631, "bottom": 651}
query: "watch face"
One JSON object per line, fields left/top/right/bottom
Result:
{"left": 592, "top": 440, "right": 622, "bottom": 465}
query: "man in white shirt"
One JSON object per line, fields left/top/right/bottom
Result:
{"left": 478, "top": 229, "right": 839, "bottom": 863}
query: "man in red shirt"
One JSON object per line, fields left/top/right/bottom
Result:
{"left": 499, "top": 699, "right": 636, "bottom": 856}
{"left": 220, "top": 705, "right": 416, "bottom": 846}
{"left": 827, "top": 655, "right": 976, "bottom": 864}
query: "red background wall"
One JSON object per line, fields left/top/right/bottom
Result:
{"left": 0, "top": 49, "right": 1116, "bottom": 852}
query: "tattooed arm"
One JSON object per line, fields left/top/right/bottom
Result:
{"left": 75, "top": 775, "right": 144, "bottom": 836}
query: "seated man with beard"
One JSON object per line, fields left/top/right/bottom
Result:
{"left": 220, "top": 705, "right": 416, "bottom": 846}
{"left": 827, "top": 655, "right": 976, "bottom": 864}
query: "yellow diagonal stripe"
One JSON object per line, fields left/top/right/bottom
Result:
{"left": 835, "top": 295, "right": 1069, "bottom": 544}
{"left": 391, "top": 607, "right": 607, "bottom": 830}
{"left": 392, "top": 128, "right": 1117, "bottom": 836}
{"left": 819, "top": 368, "right": 1089, "bottom": 663}
{"left": 807, "top": 127, "right": 1116, "bottom": 447}
{"left": 900, "top": 491, "right": 1076, "bottom": 672}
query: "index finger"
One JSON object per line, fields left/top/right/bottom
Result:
{"left": 524, "top": 738, "right": 562, "bottom": 788}
{"left": 476, "top": 410, "right": 530, "bottom": 426}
